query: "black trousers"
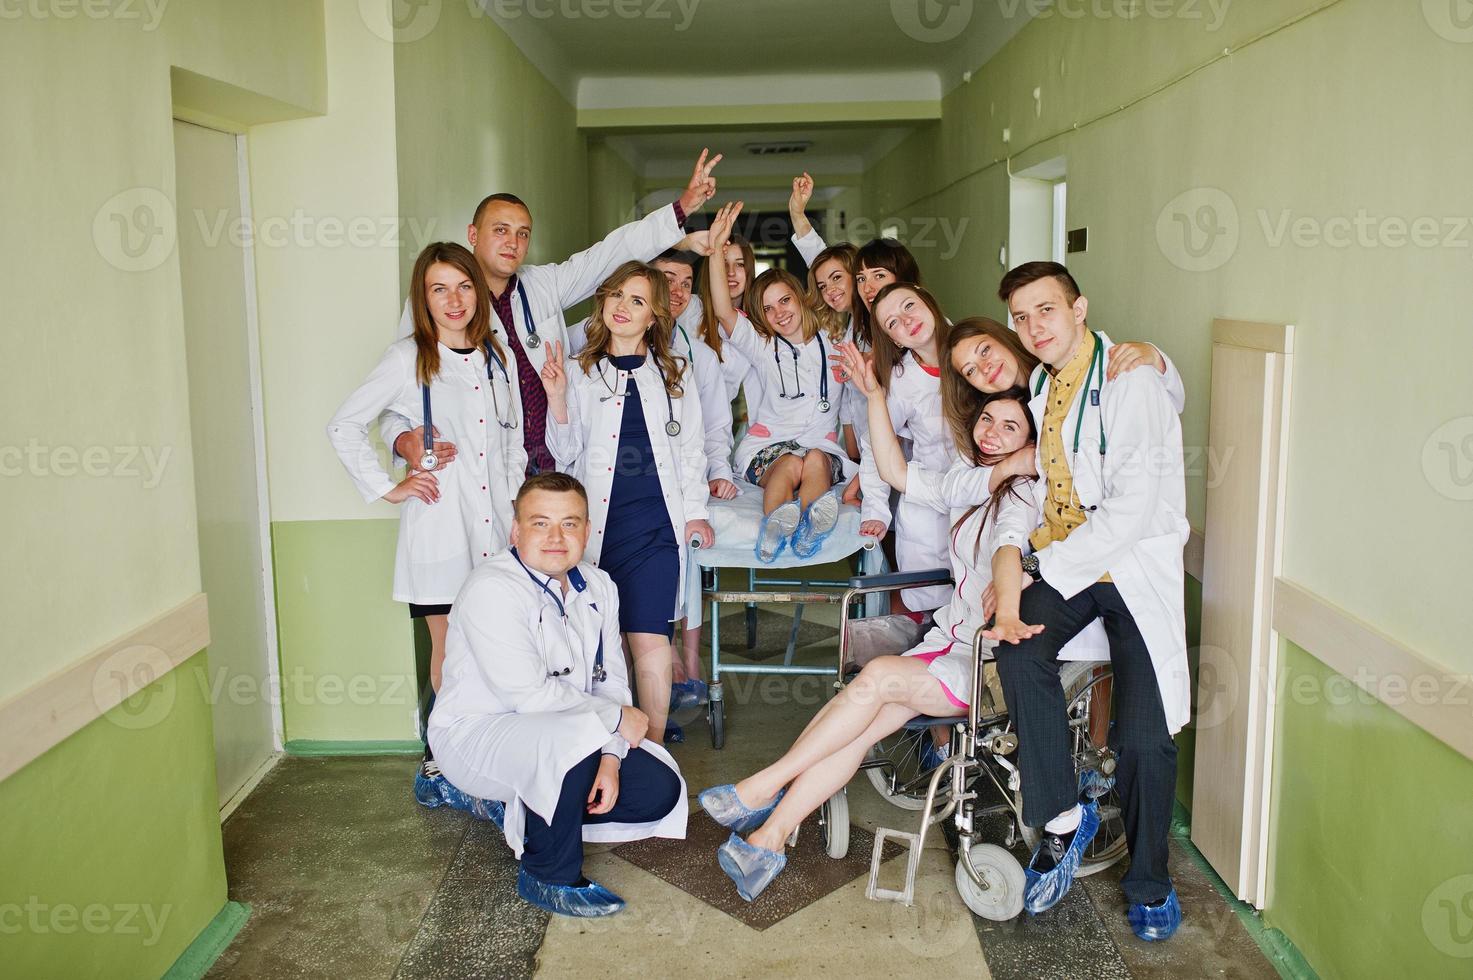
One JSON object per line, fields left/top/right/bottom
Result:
{"left": 995, "top": 579, "right": 1176, "bottom": 906}
{"left": 522, "top": 748, "right": 682, "bottom": 885}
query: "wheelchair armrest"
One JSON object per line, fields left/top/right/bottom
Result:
{"left": 846, "top": 568, "right": 954, "bottom": 589}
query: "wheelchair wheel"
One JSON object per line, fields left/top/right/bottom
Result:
{"left": 1017, "top": 662, "right": 1129, "bottom": 877}
{"left": 708, "top": 696, "right": 725, "bottom": 750}
{"left": 955, "top": 845, "right": 1026, "bottom": 921}
{"left": 864, "top": 723, "right": 953, "bottom": 811}
{"left": 820, "top": 788, "right": 850, "bottom": 859}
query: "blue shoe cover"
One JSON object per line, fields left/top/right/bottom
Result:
{"left": 756, "top": 501, "right": 801, "bottom": 563}
{"left": 415, "top": 760, "right": 504, "bottom": 828}
{"left": 516, "top": 867, "right": 624, "bottom": 917}
{"left": 1129, "top": 887, "right": 1181, "bottom": 941}
{"left": 790, "top": 492, "right": 840, "bottom": 559}
{"left": 919, "top": 740, "right": 952, "bottom": 772}
{"left": 1022, "top": 801, "right": 1101, "bottom": 915}
{"left": 670, "top": 679, "right": 707, "bottom": 711}
{"left": 697, "top": 784, "right": 785, "bottom": 835}
{"left": 665, "top": 722, "right": 686, "bottom": 743}
{"left": 1078, "top": 768, "right": 1116, "bottom": 800}
{"left": 717, "top": 832, "right": 787, "bottom": 902}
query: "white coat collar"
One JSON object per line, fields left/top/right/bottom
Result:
{"left": 509, "top": 547, "right": 590, "bottom": 598}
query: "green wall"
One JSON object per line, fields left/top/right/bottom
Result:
{"left": 0, "top": 2, "right": 326, "bottom": 973}
{"left": 271, "top": 520, "right": 419, "bottom": 742}
{"left": 1267, "top": 643, "right": 1473, "bottom": 979}
{"left": 860, "top": 2, "right": 1473, "bottom": 976}
{"left": 0, "top": 653, "right": 227, "bottom": 979}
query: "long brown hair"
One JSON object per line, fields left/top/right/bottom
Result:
{"left": 869, "top": 283, "right": 950, "bottom": 395}
{"left": 806, "top": 242, "right": 858, "bottom": 345}
{"left": 940, "top": 316, "right": 1039, "bottom": 459}
{"left": 697, "top": 234, "right": 756, "bottom": 361}
{"left": 750, "top": 268, "right": 821, "bottom": 344}
{"left": 854, "top": 237, "right": 922, "bottom": 350}
{"left": 577, "top": 261, "right": 686, "bottom": 398}
{"left": 953, "top": 388, "right": 1038, "bottom": 563}
{"left": 409, "top": 242, "right": 501, "bottom": 386}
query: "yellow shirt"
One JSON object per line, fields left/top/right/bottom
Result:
{"left": 1030, "top": 332, "right": 1111, "bottom": 583}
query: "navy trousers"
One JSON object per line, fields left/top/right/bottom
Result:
{"left": 521, "top": 748, "right": 682, "bottom": 885}
{"left": 994, "top": 579, "right": 1177, "bottom": 906}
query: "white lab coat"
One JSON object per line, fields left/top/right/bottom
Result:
{"left": 384, "top": 203, "right": 689, "bottom": 458}
{"left": 726, "top": 313, "right": 855, "bottom": 483}
{"left": 998, "top": 331, "right": 1192, "bottom": 734}
{"left": 860, "top": 354, "right": 956, "bottom": 611}
{"left": 903, "top": 461, "right": 1109, "bottom": 701}
{"left": 428, "top": 552, "right": 687, "bottom": 857}
{"left": 791, "top": 227, "right": 870, "bottom": 448}
{"left": 327, "top": 338, "right": 527, "bottom": 603}
{"left": 566, "top": 316, "right": 734, "bottom": 485}
{"left": 544, "top": 354, "right": 709, "bottom": 619}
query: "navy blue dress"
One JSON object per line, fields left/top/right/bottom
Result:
{"left": 599, "top": 355, "right": 680, "bottom": 637}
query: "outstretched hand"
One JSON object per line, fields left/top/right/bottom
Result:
{"left": 983, "top": 616, "right": 1045, "bottom": 645}
{"left": 834, "top": 341, "right": 879, "bottom": 397}
{"left": 708, "top": 201, "right": 744, "bottom": 251}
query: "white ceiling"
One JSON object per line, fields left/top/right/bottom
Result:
{"left": 481, "top": 0, "right": 1037, "bottom": 103}
{"left": 478, "top": 0, "right": 1039, "bottom": 181}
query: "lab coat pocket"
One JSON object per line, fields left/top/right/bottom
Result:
{"left": 1133, "top": 529, "right": 1187, "bottom": 612}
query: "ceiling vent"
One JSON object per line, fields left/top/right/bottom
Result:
{"left": 743, "top": 140, "right": 813, "bottom": 156}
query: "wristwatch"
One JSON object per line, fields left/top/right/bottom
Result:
{"left": 1020, "top": 553, "right": 1042, "bottom": 582}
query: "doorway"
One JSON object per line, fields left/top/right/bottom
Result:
{"left": 173, "top": 119, "right": 281, "bottom": 807}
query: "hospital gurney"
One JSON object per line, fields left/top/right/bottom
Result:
{"left": 684, "top": 481, "right": 884, "bottom": 748}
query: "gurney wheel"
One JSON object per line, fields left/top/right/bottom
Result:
{"left": 745, "top": 606, "right": 758, "bottom": 649}
{"left": 820, "top": 789, "right": 849, "bottom": 859}
{"left": 709, "top": 697, "right": 725, "bottom": 749}
{"left": 955, "top": 845, "right": 1025, "bottom": 921}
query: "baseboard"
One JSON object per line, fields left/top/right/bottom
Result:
{"left": 162, "top": 901, "right": 250, "bottom": 980}
{"left": 283, "top": 739, "right": 424, "bottom": 757}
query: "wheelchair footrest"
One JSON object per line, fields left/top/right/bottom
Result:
{"left": 866, "top": 825, "right": 925, "bottom": 907}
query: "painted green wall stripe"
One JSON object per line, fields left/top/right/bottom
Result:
{"left": 161, "top": 901, "right": 250, "bottom": 980}
{"left": 578, "top": 100, "right": 940, "bottom": 131}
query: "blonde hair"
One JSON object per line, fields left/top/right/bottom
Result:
{"left": 805, "top": 242, "right": 857, "bottom": 345}
{"left": 576, "top": 261, "right": 686, "bottom": 398}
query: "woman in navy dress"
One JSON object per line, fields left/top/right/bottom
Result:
{"left": 542, "top": 261, "right": 713, "bottom": 744}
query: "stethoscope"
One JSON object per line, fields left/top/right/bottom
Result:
{"left": 512, "top": 547, "right": 606, "bottom": 684}
{"left": 595, "top": 352, "right": 682, "bottom": 438}
{"left": 773, "top": 330, "right": 831, "bottom": 413}
{"left": 503, "top": 282, "right": 543, "bottom": 350}
{"left": 1034, "top": 330, "right": 1107, "bottom": 457}
{"left": 419, "top": 341, "right": 517, "bottom": 472}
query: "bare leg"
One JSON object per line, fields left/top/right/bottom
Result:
{"left": 680, "top": 619, "right": 703, "bottom": 681}
{"left": 759, "top": 454, "right": 804, "bottom": 515}
{"left": 627, "top": 631, "right": 673, "bottom": 743}
{"left": 426, "top": 614, "right": 449, "bottom": 693}
{"left": 745, "top": 660, "right": 961, "bottom": 851}
{"left": 797, "top": 450, "right": 834, "bottom": 511}
{"left": 734, "top": 656, "right": 957, "bottom": 808}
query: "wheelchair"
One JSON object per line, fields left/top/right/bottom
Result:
{"left": 819, "top": 569, "right": 1129, "bottom": 921}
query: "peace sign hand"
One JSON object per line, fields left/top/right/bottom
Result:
{"left": 539, "top": 339, "right": 569, "bottom": 403}
{"left": 678, "top": 147, "right": 723, "bottom": 216}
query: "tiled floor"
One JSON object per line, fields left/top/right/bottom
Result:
{"left": 212, "top": 593, "right": 1283, "bottom": 979}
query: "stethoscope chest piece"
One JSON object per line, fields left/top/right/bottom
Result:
{"left": 818, "top": 398, "right": 831, "bottom": 414}
{"left": 525, "top": 332, "right": 541, "bottom": 349}
{"left": 419, "top": 450, "right": 438, "bottom": 471}
{"left": 665, "top": 419, "right": 682, "bottom": 437}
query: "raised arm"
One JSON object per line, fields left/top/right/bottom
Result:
{"left": 788, "top": 172, "right": 816, "bottom": 246}
{"left": 706, "top": 201, "right": 744, "bottom": 335}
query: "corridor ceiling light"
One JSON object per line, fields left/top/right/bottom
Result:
{"left": 743, "top": 141, "right": 814, "bottom": 156}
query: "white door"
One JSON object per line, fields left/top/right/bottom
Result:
{"left": 173, "top": 119, "right": 279, "bottom": 806}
